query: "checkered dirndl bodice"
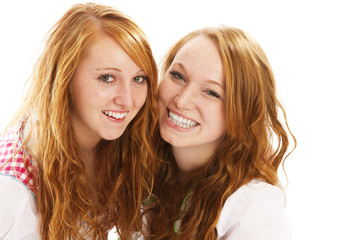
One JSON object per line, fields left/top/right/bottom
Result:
{"left": 0, "top": 122, "right": 36, "bottom": 196}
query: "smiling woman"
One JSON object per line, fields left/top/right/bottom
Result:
{"left": 0, "top": 3, "right": 158, "bottom": 240}
{"left": 144, "top": 26, "right": 296, "bottom": 240}
{"left": 158, "top": 35, "right": 226, "bottom": 172}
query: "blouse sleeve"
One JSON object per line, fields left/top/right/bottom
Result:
{"left": 0, "top": 175, "right": 41, "bottom": 240}
{"left": 216, "top": 180, "right": 292, "bottom": 240}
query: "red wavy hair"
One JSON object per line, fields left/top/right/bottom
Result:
{"left": 4, "top": 3, "right": 158, "bottom": 239}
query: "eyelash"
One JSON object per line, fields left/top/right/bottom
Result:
{"left": 170, "top": 71, "right": 221, "bottom": 99}
{"left": 205, "top": 89, "right": 221, "bottom": 99}
{"left": 133, "top": 75, "right": 149, "bottom": 84}
{"left": 98, "top": 74, "right": 115, "bottom": 84}
{"left": 98, "top": 74, "right": 148, "bottom": 85}
{"left": 170, "top": 71, "right": 185, "bottom": 81}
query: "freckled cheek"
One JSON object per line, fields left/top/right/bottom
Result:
{"left": 204, "top": 105, "right": 226, "bottom": 124}
{"left": 73, "top": 86, "right": 99, "bottom": 109}
{"left": 157, "top": 90, "right": 166, "bottom": 107}
{"left": 158, "top": 81, "right": 176, "bottom": 105}
{"left": 218, "top": 108, "right": 227, "bottom": 132}
{"left": 133, "top": 88, "right": 148, "bottom": 109}
{"left": 89, "top": 90, "right": 107, "bottom": 106}
{"left": 156, "top": 90, "right": 169, "bottom": 121}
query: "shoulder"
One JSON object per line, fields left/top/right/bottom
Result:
{"left": 0, "top": 123, "right": 24, "bottom": 159}
{"left": 0, "top": 175, "right": 40, "bottom": 239}
{"left": 0, "top": 119, "right": 31, "bottom": 149}
{"left": 0, "top": 122, "right": 37, "bottom": 193}
{"left": 223, "top": 179, "right": 286, "bottom": 210}
{"left": 216, "top": 179, "right": 291, "bottom": 240}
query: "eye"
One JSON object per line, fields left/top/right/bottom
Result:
{"left": 170, "top": 71, "right": 185, "bottom": 81}
{"left": 98, "top": 74, "right": 115, "bottom": 83}
{"left": 133, "top": 75, "right": 148, "bottom": 83}
{"left": 205, "top": 89, "right": 221, "bottom": 99}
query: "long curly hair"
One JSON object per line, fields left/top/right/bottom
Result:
{"left": 145, "top": 26, "right": 296, "bottom": 239}
{"left": 6, "top": 3, "right": 158, "bottom": 239}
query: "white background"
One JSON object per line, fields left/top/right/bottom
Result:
{"left": 1, "top": 0, "right": 359, "bottom": 239}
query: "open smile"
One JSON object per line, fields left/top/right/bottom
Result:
{"left": 167, "top": 109, "right": 199, "bottom": 129}
{"left": 102, "top": 110, "right": 128, "bottom": 120}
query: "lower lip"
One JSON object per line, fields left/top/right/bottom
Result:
{"left": 103, "top": 112, "right": 127, "bottom": 123}
{"left": 164, "top": 111, "right": 198, "bottom": 132}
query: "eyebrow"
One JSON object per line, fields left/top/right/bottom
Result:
{"left": 96, "top": 67, "right": 146, "bottom": 75}
{"left": 206, "top": 79, "right": 225, "bottom": 90}
{"left": 171, "top": 62, "right": 225, "bottom": 90}
{"left": 96, "top": 67, "right": 122, "bottom": 72}
{"left": 172, "top": 62, "right": 186, "bottom": 73}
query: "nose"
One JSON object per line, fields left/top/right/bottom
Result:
{"left": 114, "top": 81, "right": 133, "bottom": 107}
{"left": 174, "top": 85, "right": 195, "bottom": 110}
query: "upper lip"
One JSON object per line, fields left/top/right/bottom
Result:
{"left": 103, "top": 110, "right": 128, "bottom": 113}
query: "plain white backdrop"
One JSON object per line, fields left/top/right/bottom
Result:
{"left": 0, "top": 0, "right": 359, "bottom": 239}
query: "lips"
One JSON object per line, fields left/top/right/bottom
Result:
{"left": 167, "top": 109, "right": 199, "bottom": 129}
{"left": 102, "top": 110, "right": 127, "bottom": 120}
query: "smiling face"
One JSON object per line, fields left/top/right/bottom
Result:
{"left": 158, "top": 35, "right": 226, "bottom": 172}
{"left": 71, "top": 32, "right": 148, "bottom": 150}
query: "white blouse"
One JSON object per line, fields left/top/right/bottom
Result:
{"left": 216, "top": 179, "right": 291, "bottom": 239}
{"left": 108, "top": 179, "right": 292, "bottom": 240}
{"left": 0, "top": 175, "right": 40, "bottom": 239}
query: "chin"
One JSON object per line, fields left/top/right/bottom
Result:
{"left": 103, "top": 131, "right": 125, "bottom": 141}
{"left": 163, "top": 138, "right": 187, "bottom": 148}
{"left": 159, "top": 130, "right": 173, "bottom": 145}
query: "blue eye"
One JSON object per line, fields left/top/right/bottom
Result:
{"left": 99, "top": 74, "right": 115, "bottom": 83}
{"left": 134, "top": 75, "right": 148, "bottom": 83}
{"left": 170, "top": 71, "right": 185, "bottom": 81}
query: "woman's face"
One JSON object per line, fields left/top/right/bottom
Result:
{"left": 71, "top": 33, "right": 148, "bottom": 149}
{"left": 158, "top": 35, "right": 226, "bottom": 170}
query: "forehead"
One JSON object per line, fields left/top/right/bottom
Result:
{"left": 175, "top": 35, "right": 222, "bottom": 65}
{"left": 85, "top": 33, "right": 120, "bottom": 56}
{"left": 79, "top": 32, "right": 135, "bottom": 68}
{"left": 172, "top": 35, "right": 224, "bottom": 85}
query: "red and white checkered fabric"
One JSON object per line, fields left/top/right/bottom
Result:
{"left": 0, "top": 123, "right": 36, "bottom": 195}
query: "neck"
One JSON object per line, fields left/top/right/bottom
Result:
{"left": 77, "top": 135, "right": 100, "bottom": 157}
{"left": 71, "top": 115, "right": 101, "bottom": 159}
{"left": 81, "top": 146, "right": 97, "bottom": 180}
{"left": 172, "top": 144, "right": 217, "bottom": 179}
{"left": 71, "top": 120, "right": 100, "bottom": 179}
{"left": 76, "top": 144, "right": 99, "bottom": 182}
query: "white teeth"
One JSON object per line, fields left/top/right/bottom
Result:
{"left": 103, "top": 110, "right": 127, "bottom": 119}
{"left": 168, "top": 110, "right": 198, "bottom": 129}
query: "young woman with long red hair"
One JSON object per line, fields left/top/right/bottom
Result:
{"left": 144, "top": 26, "right": 296, "bottom": 239}
{"left": 0, "top": 3, "right": 158, "bottom": 239}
